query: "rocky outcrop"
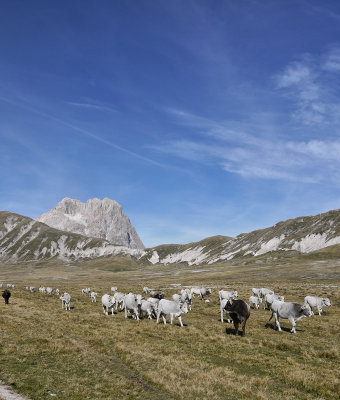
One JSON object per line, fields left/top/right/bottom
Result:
{"left": 36, "top": 198, "right": 144, "bottom": 249}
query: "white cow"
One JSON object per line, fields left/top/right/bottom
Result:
{"left": 251, "top": 288, "right": 261, "bottom": 297}
{"left": 123, "top": 293, "right": 142, "bottom": 320}
{"left": 113, "top": 292, "right": 125, "bottom": 310}
{"left": 91, "top": 292, "right": 98, "bottom": 302}
{"left": 111, "top": 286, "right": 118, "bottom": 293}
{"left": 25, "top": 286, "right": 29, "bottom": 291}
{"left": 143, "top": 287, "right": 150, "bottom": 294}
{"left": 29, "top": 286, "right": 35, "bottom": 293}
{"left": 190, "top": 287, "right": 211, "bottom": 300}
{"left": 82, "top": 288, "right": 91, "bottom": 296}
{"left": 259, "top": 288, "right": 274, "bottom": 298}
{"left": 304, "top": 296, "right": 331, "bottom": 316}
{"left": 7, "top": 284, "right": 11, "bottom": 288}
{"left": 269, "top": 301, "right": 313, "bottom": 333}
{"left": 39, "top": 286, "right": 46, "bottom": 294}
{"left": 140, "top": 299, "right": 157, "bottom": 319}
{"left": 249, "top": 295, "right": 262, "bottom": 309}
{"left": 101, "top": 294, "right": 115, "bottom": 316}
{"left": 181, "top": 289, "right": 192, "bottom": 309}
{"left": 157, "top": 299, "right": 188, "bottom": 327}
{"left": 46, "top": 287, "right": 53, "bottom": 295}
{"left": 55, "top": 288, "right": 60, "bottom": 295}
{"left": 60, "top": 293, "right": 71, "bottom": 311}
{"left": 264, "top": 293, "right": 284, "bottom": 310}
{"left": 146, "top": 297, "right": 160, "bottom": 310}
{"left": 172, "top": 291, "right": 192, "bottom": 309}
{"left": 220, "top": 298, "right": 232, "bottom": 323}
{"left": 219, "top": 290, "right": 238, "bottom": 302}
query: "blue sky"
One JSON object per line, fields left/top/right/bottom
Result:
{"left": 1, "top": 1, "right": 340, "bottom": 247}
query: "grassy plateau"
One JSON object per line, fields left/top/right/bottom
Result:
{"left": 0, "top": 256, "right": 339, "bottom": 400}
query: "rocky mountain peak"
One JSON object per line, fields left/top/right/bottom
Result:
{"left": 36, "top": 197, "right": 144, "bottom": 249}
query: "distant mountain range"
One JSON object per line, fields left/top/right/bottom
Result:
{"left": 141, "top": 209, "right": 340, "bottom": 266}
{"left": 1, "top": 200, "right": 340, "bottom": 265}
{"left": 0, "top": 211, "right": 143, "bottom": 263}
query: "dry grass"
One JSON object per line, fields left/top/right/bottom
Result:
{"left": 0, "top": 258, "right": 339, "bottom": 399}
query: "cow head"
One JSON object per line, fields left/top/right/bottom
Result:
{"left": 233, "top": 291, "right": 238, "bottom": 298}
{"left": 180, "top": 302, "right": 189, "bottom": 313}
{"left": 277, "top": 296, "right": 285, "bottom": 302}
{"left": 224, "top": 299, "right": 234, "bottom": 311}
{"left": 300, "top": 304, "right": 313, "bottom": 317}
{"left": 323, "top": 298, "right": 331, "bottom": 307}
{"left": 136, "top": 294, "right": 143, "bottom": 306}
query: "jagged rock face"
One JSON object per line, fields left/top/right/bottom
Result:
{"left": 36, "top": 198, "right": 144, "bottom": 249}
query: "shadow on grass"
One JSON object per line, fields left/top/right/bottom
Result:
{"left": 265, "top": 322, "right": 302, "bottom": 333}
{"left": 225, "top": 327, "right": 246, "bottom": 337}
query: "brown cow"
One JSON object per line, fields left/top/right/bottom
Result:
{"left": 224, "top": 299, "right": 250, "bottom": 337}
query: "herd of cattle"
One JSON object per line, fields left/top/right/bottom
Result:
{"left": 1, "top": 282, "right": 332, "bottom": 336}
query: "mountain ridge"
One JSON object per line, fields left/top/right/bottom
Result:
{"left": 1, "top": 207, "right": 340, "bottom": 265}
{"left": 0, "top": 211, "right": 144, "bottom": 262}
{"left": 142, "top": 209, "right": 340, "bottom": 265}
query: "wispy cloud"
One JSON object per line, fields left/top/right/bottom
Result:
{"left": 275, "top": 47, "right": 340, "bottom": 125}
{"left": 149, "top": 105, "right": 340, "bottom": 184}
{"left": 322, "top": 47, "right": 340, "bottom": 72}
{"left": 0, "top": 94, "right": 161, "bottom": 167}
{"left": 66, "top": 99, "right": 117, "bottom": 114}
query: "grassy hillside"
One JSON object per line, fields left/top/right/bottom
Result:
{"left": 0, "top": 257, "right": 339, "bottom": 399}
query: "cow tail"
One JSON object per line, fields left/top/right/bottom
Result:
{"left": 268, "top": 311, "right": 274, "bottom": 321}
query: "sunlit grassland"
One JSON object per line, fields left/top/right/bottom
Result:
{"left": 0, "top": 256, "right": 339, "bottom": 399}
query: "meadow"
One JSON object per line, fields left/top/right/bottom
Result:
{"left": 0, "top": 256, "right": 339, "bottom": 400}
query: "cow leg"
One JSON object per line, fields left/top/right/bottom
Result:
{"left": 124, "top": 306, "right": 128, "bottom": 319}
{"left": 317, "top": 306, "right": 322, "bottom": 316}
{"left": 233, "top": 320, "right": 239, "bottom": 336}
{"left": 289, "top": 317, "right": 296, "bottom": 333}
{"left": 274, "top": 314, "right": 282, "bottom": 331}
{"left": 178, "top": 315, "right": 183, "bottom": 327}
{"left": 162, "top": 315, "right": 167, "bottom": 325}
{"left": 241, "top": 320, "right": 247, "bottom": 337}
{"left": 170, "top": 313, "right": 174, "bottom": 324}
{"left": 111, "top": 306, "right": 114, "bottom": 316}
{"left": 220, "top": 306, "right": 224, "bottom": 323}
{"left": 156, "top": 310, "right": 160, "bottom": 324}
{"left": 135, "top": 309, "right": 140, "bottom": 321}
